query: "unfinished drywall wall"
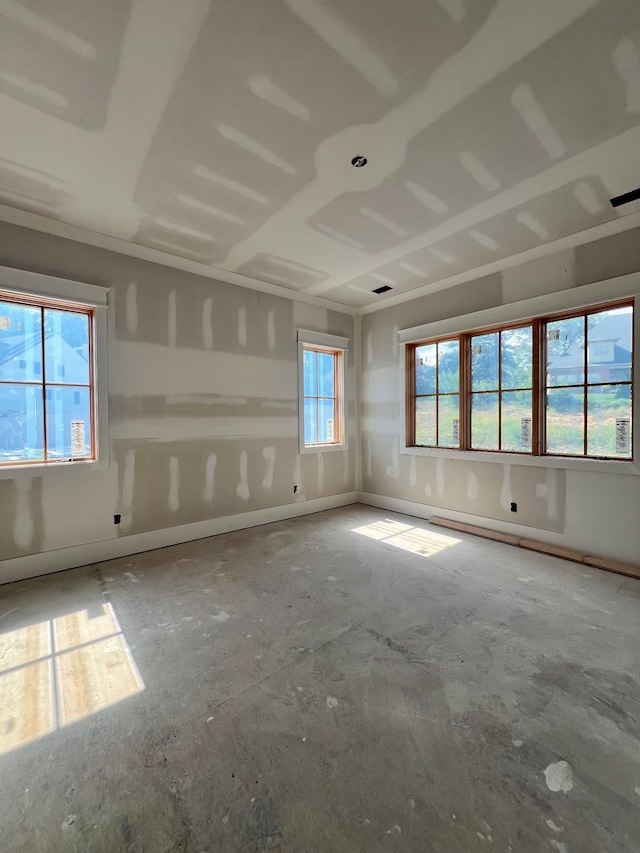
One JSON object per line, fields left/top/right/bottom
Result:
{"left": 360, "top": 226, "right": 640, "bottom": 565}
{"left": 0, "top": 222, "right": 356, "bottom": 573}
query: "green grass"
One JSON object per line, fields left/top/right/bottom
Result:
{"left": 416, "top": 404, "right": 632, "bottom": 458}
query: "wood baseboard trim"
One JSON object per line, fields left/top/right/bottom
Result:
{"left": 429, "top": 516, "right": 640, "bottom": 581}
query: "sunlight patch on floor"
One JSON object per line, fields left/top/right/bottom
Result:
{"left": 351, "top": 519, "right": 460, "bottom": 557}
{"left": 0, "top": 603, "right": 143, "bottom": 756}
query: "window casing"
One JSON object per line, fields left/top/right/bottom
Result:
{"left": 0, "top": 266, "right": 110, "bottom": 472}
{"left": 407, "top": 299, "right": 633, "bottom": 461}
{"left": 297, "top": 329, "right": 349, "bottom": 453}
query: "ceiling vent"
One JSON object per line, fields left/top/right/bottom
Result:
{"left": 610, "top": 187, "right": 640, "bottom": 207}
{"left": 372, "top": 284, "right": 393, "bottom": 294}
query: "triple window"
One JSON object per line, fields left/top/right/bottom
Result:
{"left": 407, "top": 300, "right": 633, "bottom": 460}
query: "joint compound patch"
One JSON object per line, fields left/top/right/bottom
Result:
{"left": 544, "top": 760, "right": 573, "bottom": 793}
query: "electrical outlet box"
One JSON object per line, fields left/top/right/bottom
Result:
{"left": 510, "top": 502, "right": 517, "bottom": 513}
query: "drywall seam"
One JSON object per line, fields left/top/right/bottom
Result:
{"left": 357, "top": 491, "right": 638, "bottom": 566}
{"left": 0, "top": 204, "right": 357, "bottom": 315}
{"left": 0, "top": 491, "right": 359, "bottom": 585}
{"left": 397, "top": 273, "right": 640, "bottom": 344}
{"left": 357, "top": 212, "right": 640, "bottom": 316}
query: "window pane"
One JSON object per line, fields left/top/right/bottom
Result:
{"left": 0, "top": 384, "right": 44, "bottom": 462}
{"left": 303, "top": 349, "right": 317, "bottom": 396}
{"left": 304, "top": 397, "right": 317, "bottom": 444}
{"left": 415, "top": 344, "right": 436, "bottom": 395}
{"left": 415, "top": 396, "right": 436, "bottom": 446}
{"left": 587, "top": 384, "right": 632, "bottom": 458}
{"left": 501, "top": 390, "right": 532, "bottom": 452}
{"left": 437, "top": 340, "right": 459, "bottom": 393}
{"left": 318, "top": 398, "right": 335, "bottom": 442}
{"left": 546, "top": 387, "right": 584, "bottom": 455}
{"left": 317, "top": 352, "right": 335, "bottom": 398}
{"left": 501, "top": 326, "right": 532, "bottom": 389}
{"left": 587, "top": 306, "right": 632, "bottom": 384}
{"left": 46, "top": 386, "right": 91, "bottom": 458}
{"left": 471, "top": 392, "right": 498, "bottom": 449}
{"left": 0, "top": 301, "right": 43, "bottom": 383}
{"left": 546, "top": 315, "right": 584, "bottom": 387}
{"left": 44, "top": 309, "right": 90, "bottom": 386}
{"left": 438, "top": 395, "right": 459, "bottom": 447}
{"left": 471, "top": 333, "right": 498, "bottom": 391}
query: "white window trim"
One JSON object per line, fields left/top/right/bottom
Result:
{"left": 0, "top": 265, "right": 109, "bottom": 478}
{"left": 297, "top": 329, "right": 349, "bottom": 454}
{"left": 399, "top": 273, "right": 640, "bottom": 475}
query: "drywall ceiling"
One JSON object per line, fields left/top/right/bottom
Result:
{"left": 0, "top": 0, "right": 639, "bottom": 309}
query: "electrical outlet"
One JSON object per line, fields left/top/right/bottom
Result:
{"left": 293, "top": 485, "right": 298, "bottom": 493}
{"left": 114, "top": 514, "right": 121, "bottom": 524}
{"left": 510, "top": 502, "right": 517, "bottom": 513}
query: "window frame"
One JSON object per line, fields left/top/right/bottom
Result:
{"left": 0, "top": 265, "right": 109, "bottom": 477}
{"left": 411, "top": 337, "right": 461, "bottom": 450}
{"left": 402, "top": 287, "right": 637, "bottom": 471}
{"left": 297, "top": 329, "right": 349, "bottom": 454}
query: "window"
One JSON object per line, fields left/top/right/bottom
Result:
{"left": 470, "top": 324, "right": 533, "bottom": 452}
{"left": 298, "top": 329, "right": 349, "bottom": 452}
{"left": 414, "top": 339, "right": 459, "bottom": 448}
{"left": 545, "top": 304, "right": 632, "bottom": 458}
{"left": 407, "top": 299, "right": 633, "bottom": 461}
{"left": 303, "top": 346, "right": 342, "bottom": 445}
{"left": 0, "top": 291, "right": 95, "bottom": 465}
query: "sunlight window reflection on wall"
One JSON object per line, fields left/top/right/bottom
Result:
{"left": 0, "top": 603, "right": 144, "bottom": 757}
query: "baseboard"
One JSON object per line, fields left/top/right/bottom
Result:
{"left": 356, "top": 491, "right": 632, "bottom": 566}
{"left": 0, "top": 492, "right": 359, "bottom": 585}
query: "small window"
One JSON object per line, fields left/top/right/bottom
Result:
{"left": 0, "top": 291, "right": 95, "bottom": 465}
{"left": 298, "top": 329, "right": 349, "bottom": 452}
{"left": 303, "top": 346, "right": 342, "bottom": 445}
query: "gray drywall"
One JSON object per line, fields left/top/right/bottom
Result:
{"left": 0, "top": 223, "right": 356, "bottom": 567}
{"left": 360, "top": 227, "right": 640, "bottom": 564}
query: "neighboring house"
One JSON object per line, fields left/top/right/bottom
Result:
{"left": 547, "top": 313, "right": 632, "bottom": 386}
{"left": 0, "top": 330, "right": 89, "bottom": 456}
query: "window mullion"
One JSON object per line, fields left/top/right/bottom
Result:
{"left": 40, "top": 305, "right": 48, "bottom": 462}
{"left": 497, "top": 330, "right": 502, "bottom": 450}
{"left": 583, "top": 314, "right": 588, "bottom": 456}
{"left": 435, "top": 343, "right": 439, "bottom": 445}
{"left": 89, "top": 312, "right": 96, "bottom": 459}
{"left": 407, "top": 345, "right": 416, "bottom": 446}
{"left": 461, "top": 334, "right": 471, "bottom": 449}
{"left": 532, "top": 318, "right": 542, "bottom": 456}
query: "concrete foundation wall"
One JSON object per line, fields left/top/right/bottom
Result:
{"left": 0, "top": 223, "right": 356, "bottom": 577}
{"left": 360, "top": 227, "right": 640, "bottom": 565}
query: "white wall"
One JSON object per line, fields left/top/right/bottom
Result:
{"left": 0, "top": 223, "right": 357, "bottom": 582}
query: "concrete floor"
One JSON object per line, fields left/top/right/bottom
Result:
{"left": 1, "top": 505, "right": 639, "bottom": 853}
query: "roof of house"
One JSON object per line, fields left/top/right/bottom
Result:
{"left": 547, "top": 313, "right": 632, "bottom": 372}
